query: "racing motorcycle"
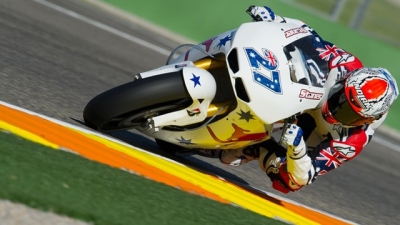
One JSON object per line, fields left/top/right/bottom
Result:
{"left": 83, "top": 21, "right": 330, "bottom": 156}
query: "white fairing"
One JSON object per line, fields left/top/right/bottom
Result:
{"left": 151, "top": 67, "right": 216, "bottom": 127}
{"left": 154, "top": 67, "right": 216, "bottom": 126}
{"left": 169, "top": 22, "right": 326, "bottom": 125}
{"left": 230, "top": 22, "right": 325, "bottom": 124}
{"left": 182, "top": 67, "right": 217, "bottom": 102}
{"left": 135, "top": 21, "right": 328, "bottom": 149}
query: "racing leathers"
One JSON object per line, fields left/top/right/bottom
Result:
{"left": 219, "top": 6, "right": 383, "bottom": 193}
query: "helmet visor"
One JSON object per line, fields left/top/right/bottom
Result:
{"left": 326, "top": 80, "right": 374, "bottom": 126}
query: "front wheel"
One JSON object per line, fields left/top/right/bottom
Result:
{"left": 83, "top": 71, "right": 192, "bottom": 131}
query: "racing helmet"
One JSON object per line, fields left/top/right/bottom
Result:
{"left": 322, "top": 68, "right": 399, "bottom": 126}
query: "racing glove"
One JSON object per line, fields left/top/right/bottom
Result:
{"left": 246, "top": 6, "right": 276, "bottom": 22}
{"left": 282, "top": 124, "right": 312, "bottom": 186}
{"left": 282, "top": 124, "right": 307, "bottom": 159}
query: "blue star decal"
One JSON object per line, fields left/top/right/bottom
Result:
{"left": 216, "top": 35, "right": 231, "bottom": 49}
{"left": 190, "top": 73, "right": 201, "bottom": 88}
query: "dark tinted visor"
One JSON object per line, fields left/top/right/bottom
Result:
{"left": 327, "top": 80, "right": 372, "bottom": 126}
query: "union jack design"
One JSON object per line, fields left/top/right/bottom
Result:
{"left": 265, "top": 50, "right": 277, "bottom": 67}
{"left": 316, "top": 147, "right": 346, "bottom": 174}
{"left": 317, "top": 44, "right": 344, "bottom": 61}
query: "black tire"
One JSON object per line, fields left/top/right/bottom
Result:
{"left": 83, "top": 71, "right": 192, "bottom": 131}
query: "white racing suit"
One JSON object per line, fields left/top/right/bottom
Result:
{"left": 220, "top": 10, "right": 383, "bottom": 193}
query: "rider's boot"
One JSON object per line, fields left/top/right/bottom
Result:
{"left": 257, "top": 139, "right": 302, "bottom": 193}
{"left": 256, "top": 139, "right": 286, "bottom": 174}
{"left": 219, "top": 145, "right": 260, "bottom": 166}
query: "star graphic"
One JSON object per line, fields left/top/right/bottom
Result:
{"left": 216, "top": 35, "right": 231, "bottom": 49}
{"left": 190, "top": 73, "right": 201, "bottom": 88}
{"left": 201, "top": 37, "right": 217, "bottom": 52}
{"left": 237, "top": 110, "right": 255, "bottom": 122}
{"left": 334, "top": 146, "right": 356, "bottom": 157}
{"left": 176, "top": 136, "right": 193, "bottom": 145}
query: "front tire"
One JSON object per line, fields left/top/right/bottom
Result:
{"left": 83, "top": 71, "right": 192, "bottom": 131}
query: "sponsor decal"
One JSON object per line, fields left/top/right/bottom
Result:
{"left": 284, "top": 27, "right": 308, "bottom": 38}
{"left": 353, "top": 82, "right": 373, "bottom": 109}
{"left": 299, "top": 89, "right": 323, "bottom": 100}
{"left": 349, "top": 76, "right": 388, "bottom": 111}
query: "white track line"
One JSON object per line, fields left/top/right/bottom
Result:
{"left": 372, "top": 135, "right": 400, "bottom": 153}
{"left": 32, "top": 0, "right": 171, "bottom": 56}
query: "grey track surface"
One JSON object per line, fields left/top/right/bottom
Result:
{"left": 1, "top": 0, "right": 400, "bottom": 224}
{"left": 0, "top": 200, "right": 89, "bottom": 225}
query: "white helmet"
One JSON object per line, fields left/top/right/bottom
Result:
{"left": 322, "top": 68, "right": 398, "bottom": 126}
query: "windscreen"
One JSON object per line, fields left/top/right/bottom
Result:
{"left": 284, "top": 36, "right": 330, "bottom": 88}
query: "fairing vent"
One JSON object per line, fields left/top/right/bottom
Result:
{"left": 227, "top": 48, "right": 239, "bottom": 73}
{"left": 234, "top": 78, "right": 250, "bottom": 103}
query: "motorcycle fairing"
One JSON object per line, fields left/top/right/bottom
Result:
{"left": 138, "top": 22, "right": 327, "bottom": 150}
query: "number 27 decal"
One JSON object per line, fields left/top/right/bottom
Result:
{"left": 244, "top": 48, "right": 282, "bottom": 94}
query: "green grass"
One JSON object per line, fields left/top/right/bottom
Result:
{"left": 360, "top": 1, "right": 400, "bottom": 42}
{"left": 294, "top": 0, "right": 360, "bottom": 24}
{"left": 0, "top": 131, "right": 284, "bottom": 225}
{"left": 295, "top": 0, "right": 400, "bottom": 43}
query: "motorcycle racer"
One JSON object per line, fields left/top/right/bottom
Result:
{"left": 219, "top": 6, "right": 399, "bottom": 193}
